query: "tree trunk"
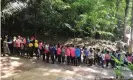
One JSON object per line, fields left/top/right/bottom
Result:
{"left": 116, "top": 0, "right": 120, "bottom": 26}
{"left": 124, "top": 0, "right": 130, "bottom": 42}
{"left": 130, "top": 0, "right": 133, "bottom": 53}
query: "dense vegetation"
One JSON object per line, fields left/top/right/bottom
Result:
{"left": 1, "top": 0, "right": 133, "bottom": 40}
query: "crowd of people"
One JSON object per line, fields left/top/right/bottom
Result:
{"left": 1, "top": 35, "right": 133, "bottom": 68}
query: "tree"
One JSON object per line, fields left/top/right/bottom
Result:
{"left": 1, "top": 0, "right": 132, "bottom": 41}
{"left": 130, "top": 0, "right": 133, "bottom": 53}
{"left": 123, "top": 0, "right": 130, "bottom": 42}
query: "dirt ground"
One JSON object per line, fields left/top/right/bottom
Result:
{"left": 1, "top": 56, "right": 133, "bottom": 80}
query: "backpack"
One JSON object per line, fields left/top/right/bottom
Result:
{"left": 29, "top": 43, "right": 33, "bottom": 47}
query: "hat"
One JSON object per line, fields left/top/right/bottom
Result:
{"left": 35, "top": 40, "right": 38, "bottom": 43}
{"left": 13, "top": 36, "right": 16, "bottom": 39}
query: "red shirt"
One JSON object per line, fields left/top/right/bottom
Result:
{"left": 70, "top": 47, "right": 75, "bottom": 57}
{"left": 66, "top": 48, "right": 70, "bottom": 56}
{"left": 57, "top": 48, "right": 61, "bottom": 55}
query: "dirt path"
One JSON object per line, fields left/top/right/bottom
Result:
{"left": 1, "top": 56, "right": 133, "bottom": 80}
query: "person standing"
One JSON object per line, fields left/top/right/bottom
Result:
{"left": 20, "top": 37, "right": 25, "bottom": 57}
{"left": 7, "top": 37, "right": 13, "bottom": 55}
{"left": 23, "top": 37, "right": 27, "bottom": 56}
{"left": 12, "top": 36, "right": 17, "bottom": 55}
{"left": 42, "top": 42, "right": 46, "bottom": 61}
{"left": 45, "top": 43, "right": 50, "bottom": 63}
{"left": 83, "top": 47, "right": 89, "bottom": 64}
{"left": 34, "top": 40, "right": 39, "bottom": 59}
{"left": 66, "top": 45, "right": 71, "bottom": 65}
{"left": 15, "top": 36, "right": 22, "bottom": 56}
{"left": 61, "top": 45, "right": 66, "bottom": 64}
{"left": 70, "top": 45, "right": 76, "bottom": 65}
{"left": 51, "top": 44, "right": 56, "bottom": 64}
{"left": 39, "top": 41, "right": 43, "bottom": 56}
{"left": 1, "top": 37, "right": 4, "bottom": 56}
{"left": 110, "top": 51, "right": 116, "bottom": 68}
{"left": 124, "top": 54, "right": 128, "bottom": 65}
{"left": 75, "top": 46, "right": 81, "bottom": 66}
{"left": 57, "top": 45, "right": 61, "bottom": 64}
{"left": 88, "top": 48, "right": 94, "bottom": 66}
{"left": 105, "top": 51, "right": 111, "bottom": 68}
{"left": 127, "top": 53, "right": 132, "bottom": 63}
{"left": 97, "top": 49, "right": 101, "bottom": 65}
{"left": 3, "top": 36, "right": 11, "bottom": 56}
{"left": 101, "top": 51, "right": 105, "bottom": 68}
{"left": 28, "top": 41, "right": 33, "bottom": 58}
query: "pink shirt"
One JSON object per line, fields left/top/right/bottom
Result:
{"left": 70, "top": 47, "right": 75, "bottom": 57}
{"left": 127, "top": 56, "right": 132, "bottom": 62}
{"left": 57, "top": 48, "right": 61, "bottom": 55}
{"left": 44, "top": 45, "right": 49, "bottom": 54}
{"left": 66, "top": 48, "right": 70, "bottom": 56}
{"left": 39, "top": 42, "right": 43, "bottom": 49}
{"left": 16, "top": 39, "right": 22, "bottom": 47}
{"left": 23, "top": 38, "right": 26, "bottom": 44}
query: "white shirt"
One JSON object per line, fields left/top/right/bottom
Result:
{"left": 101, "top": 54, "right": 105, "bottom": 60}
{"left": 88, "top": 52, "right": 94, "bottom": 59}
{"left": 98, "top": 52, "right": 101, "bottom": 57}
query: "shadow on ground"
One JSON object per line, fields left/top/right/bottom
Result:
{"left": 1, "top": 56, "right": 132, "bottom": 80}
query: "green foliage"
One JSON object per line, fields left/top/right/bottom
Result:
{"left": 111, "top": 54, "right": 133, "bottom": 79}
{"left": 97, "top": 31, "right": 114, "bottom": 39}
{"left": 128, "top": 63, "right": 133, "bottom": 71}
{"left": 1, "top": 0, "right": 132, "bottom": 39}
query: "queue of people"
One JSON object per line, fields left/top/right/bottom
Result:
{"left": 1, "top": 35, "right": 133, "bottom": 68}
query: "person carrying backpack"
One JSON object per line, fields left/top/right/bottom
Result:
{"left": 34, "top": 40, "right": 39, "bottom": 59}
{"left": 28, "top": 41, "right": 33, "bottom": 58}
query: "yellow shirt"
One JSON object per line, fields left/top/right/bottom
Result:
{"left": 29, "top": 43, "right": 33, "bottom": 47}
{"left": 34, "top": 43, "right": 38, "bottom": 48}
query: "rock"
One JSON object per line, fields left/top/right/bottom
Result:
{"left": 116, "top": 41, "right": 128, "bottom": 50}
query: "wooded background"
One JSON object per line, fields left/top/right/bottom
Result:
{"left": 1, "top": 0, "right": 133, "bottom": 42}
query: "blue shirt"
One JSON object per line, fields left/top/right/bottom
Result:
{"left": 84, "top": 49, "right": 89, "bottom": 56}
{"left": 51, "top": 46, "right": 56, "bottom": 54}
{"left": 75, "top": 48, "right": 80, "bottom": 57}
